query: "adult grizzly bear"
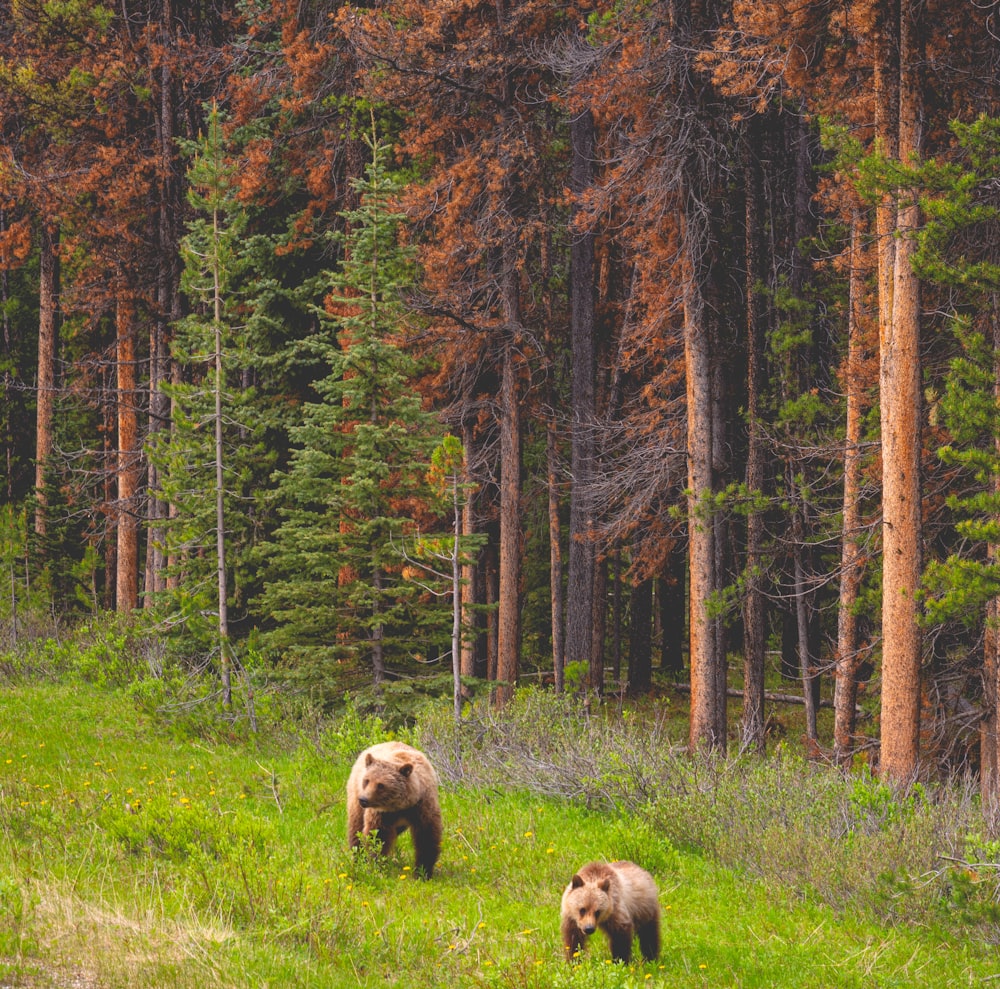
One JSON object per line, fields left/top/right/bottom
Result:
{"left": 346, "top": 741, "right": 442, "bottom": 878}
{"left": 560, "top": 860, "right": 661, "bottom": 963}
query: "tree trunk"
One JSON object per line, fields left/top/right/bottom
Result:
{"left": 495, "top": 340, "right": 522, "bottom": 704}
{"left": 115, "top": 298, "right": 140, "bottom": 612}
{"left": 660, "top": 551, "right": 685, "bottom": 674}
{"left": 629, "top": 577, "right": 653, "bottom": 696}
{"left": 983, "top": 300, "right": 1000, "bottom": 809}
{"left": 460, "top": 422, "right": 479, "bottom": 684}
{"left": 145, "top": 0, "right": 179, "bottom": 605}
{"left": 878, "top": 0, "right": 923, "bottom": 782}
{"left": 546, "top": 415, "right": 566, "bottom": 691}
{"left": 712, "top": 351, "right": 729, "bottom": 733}
{"left": 213, "top": 250, "right": 231, "bottom": 707}
{"left": 684, "top": 221, "right": 721, "bottom": 751}
{"left": 742, "top": 127, "right": 767, "bottom": 752}
{"left": 34, "top": 222, "right": 59, "bottom": 542}
{"left": 834, "top": 214, "right": 867, "bottom": 767}
{"left": 1, "top": 209, "right": 12, "bottom": 504}
{"left": 793, "top": 502, "right": 818, "bottom": 741}
{"left": 484, "top": 537, "right": 499, "bottom": 683}
{"left": 612, "top": 550, "right": 622, "bottom": 683}
{"left": 565, "top": 107, "right": 598, "bottom": 685}
{"left": 590, "top": 554, "right": 607, "bottom": 694}
{"left": 371, "top": 565, "right": 385, "bottom": 686}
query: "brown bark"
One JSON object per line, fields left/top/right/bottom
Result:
{"left": 145, "top": 0, "right": 180, "bottom": 604}
{"left": 34, "top": 222, "right": 59, "bottom": 541}
{"left": 834, "top": 215, "right": 867, "bottom": 766}
{"left": 115, "top": 298, "right": 140, "bottom": 612}
{"left": 495, "top": 340, "right": 522, "bottom": 704}
{"left": 684, "top": 223, "right": 721, "bottom": 751}
{"left": 546, "top": 416, "right": 566, "bottom": 691}
{"left": 878, "top": 0, "right": 923, "bottom": 782}
{"left": 460, "top": 422, "right": 479, "bottom": 683}
{"left": 591, "top": 554, "right": 607, "bottom": 692}
{"left": 566, "top": 107, "right": 598, "bottom": 687}
{"left": 742, "top": 128, "right": 767, "bottom": 752}
{"left": 983, "top": 302, "right": 1000, "bottom": 807}
{"left": 660, "top": 552, "right": 685, "bottom": 674}
{"left": 628, "top": 577, "right": 653, "bottom": 695}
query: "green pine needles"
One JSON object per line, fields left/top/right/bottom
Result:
{"left": 260, "top": 129, "right": 447, "bottom": 695}
{"left": 148, "top": 104, "right": 265, "bottom": 679}
{"left": 917, "top": 117, "right": 1000, "bottom": 625}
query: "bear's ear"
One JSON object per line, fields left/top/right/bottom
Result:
{"left": 398, "top": 762, "right": 414, "bottom": 778}
{"left": 570, "top": 874, "right": 585, "bottom": 890}
{"left": 598, "top": 878, "right": 611, "bottom": 893}
{"left": 364, "top": 753, "right": 375, "bottom": 767}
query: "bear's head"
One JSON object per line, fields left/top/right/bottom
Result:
{"left": 564, "top": 873, "right": 613, "bottom": 935}
{"left": 356, "top": 752, "right": 416, "bottom": 811}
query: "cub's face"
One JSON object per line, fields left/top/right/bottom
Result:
{"left": 356, "top": 754, "right": 414, "bottom": 812}
{"left": 565, "top": 876, "right": 612, "bottom": 935}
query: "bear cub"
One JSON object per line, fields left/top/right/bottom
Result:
{"left": 346, "top": 741, "right": 442, "bottom": 878}
{"left": 560, "top": 860, "right": 661, "bottom": 963}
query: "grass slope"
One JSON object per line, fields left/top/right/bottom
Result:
{"left": 0, "top": 683, "right": 995, "bottom": 988}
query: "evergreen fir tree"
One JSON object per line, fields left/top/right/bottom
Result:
{"left": 916, "top": 117, "right": 1000, "bottom": 622}
{"left": 149, "top": 103, "right": 264, "bottom": 707}
{"left": 260, "top": 130, "right": 446, "bottom": 694}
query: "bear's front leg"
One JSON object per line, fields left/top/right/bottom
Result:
{"left": 561, "top": 917, "right": 586, "bottom": 962}
{"left": 373, "top": 816, "right": 400, "bottom": 857}
{"left": 347, "top": 801, "right": 366, "bottom": 850}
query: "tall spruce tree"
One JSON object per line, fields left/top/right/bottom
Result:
{"left": 260, "top": 131, "right": 445, "bottom": 695}
{"left": 914, "top": 117, "right": 1000, "bottom": 801}
{"left": 149, "top": 103, "right": 263, "bottom": 709}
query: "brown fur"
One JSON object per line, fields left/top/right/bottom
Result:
{"left": 560, "top": 860, "right": 661, "bottom": 963}
{"left": 345, "top": 741, "right": 442, "bottom": 878}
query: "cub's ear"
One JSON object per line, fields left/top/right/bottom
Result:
{"left": 598, "top": 878, "right": 611, "bottom": 893}
{"left": 570, "top": 874, "right": 585, "bottom": 890}
{"left": 398, "top": 763, "right": 414, "bottom": 778}
{"left": 364, "top": 752, "right": 375, "bottom": 767}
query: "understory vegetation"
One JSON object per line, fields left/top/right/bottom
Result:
{"left": 0, "top": 623, "right": 997, "bottom": 987}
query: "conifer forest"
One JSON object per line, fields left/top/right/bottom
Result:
{"left": 2, "top": 0, "right": 1000, "bottom": 790}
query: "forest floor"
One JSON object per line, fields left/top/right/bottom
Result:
{"left": 0, "top": 679, "right": 996, "bottom": 988}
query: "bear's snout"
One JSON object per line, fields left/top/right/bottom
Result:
{"left": 581, "top": 924, "right": 596, "bottom": 935}
{"left": 358, "top": 796, "right": 370, "bottom": 808}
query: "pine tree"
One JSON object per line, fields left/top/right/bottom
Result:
{"left": 149, "top": 103, "right": 262, "bottom": 710}
{"left": 914, "top": 116, "right": 1000, "bottom": 801}
{"left": 260, "top": 130, "right": 446, "bottom": 695}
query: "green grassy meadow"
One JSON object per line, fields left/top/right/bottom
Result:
{"left": 0, "top": 681, "right": 997, "bottom": 988}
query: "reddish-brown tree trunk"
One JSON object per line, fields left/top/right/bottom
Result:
{"left": 878, "top": 0, "right": 923, "bottom": 782}
{"left": 546, "top": 416, "right": 566, "bottom": 691}
{"left": 834, "top": 214, "right": 868, "bottom": 766}
{"left": 684, "top": 222, "right": 721, "bottom": 751}
{"left": 115, "top": 298, "right": 140, "bottom": 612}
{"left": 566, "top": 107, "right": 598, "bottom": 690}
{"left": 146, "top": 0, "right": 180, "bottom": 605}
{"left": 495, "top": 340, "right": 522, "bottom": 704}
{"left": 742, "top": 128, "right": 767, "bottom": 752}
{"left": 34, "top": 222, "right": 59, "bottom": 541}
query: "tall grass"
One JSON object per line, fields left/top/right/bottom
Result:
{"left": 0, "top": 638, "right": 997, "bottom": 986}
{"left": 418, "top": 689, "right": 1000, "bottom": 937}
